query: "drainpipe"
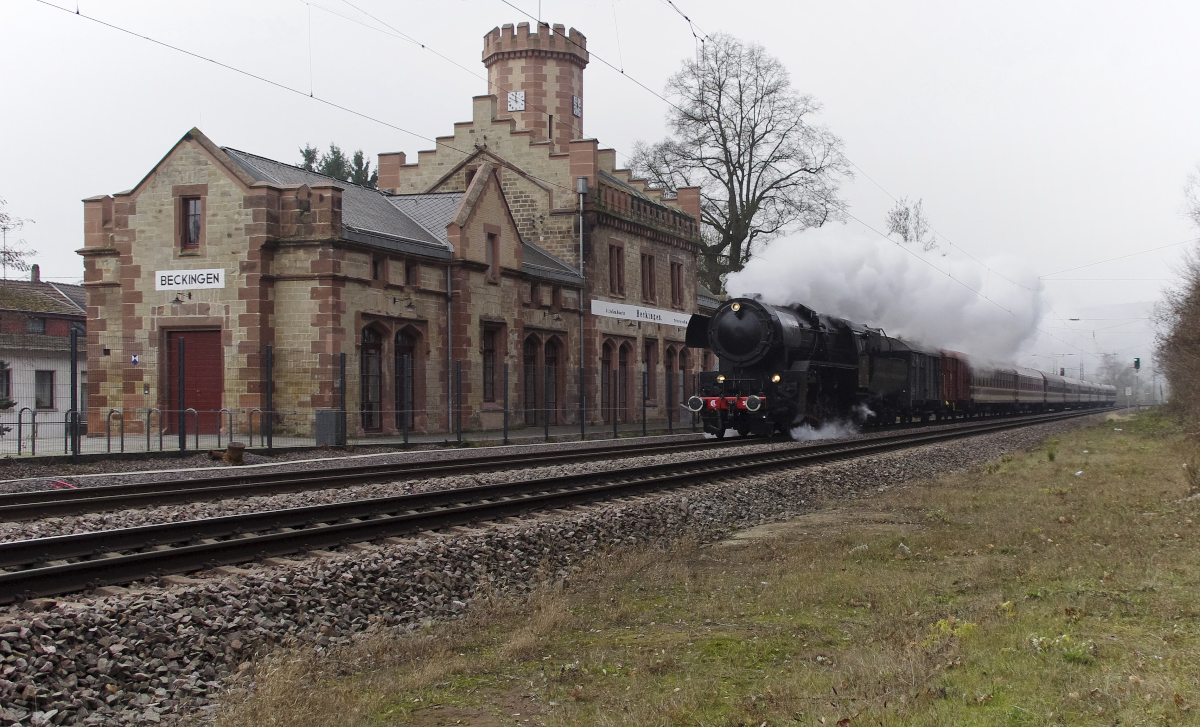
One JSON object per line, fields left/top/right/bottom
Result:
{"left": 577, "top": 177, "right": 588, "bottom": 432}
{"left": 446, "top": 264, "right": 453, "bottom": 434}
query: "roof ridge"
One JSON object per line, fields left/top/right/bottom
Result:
{"left": 221, "top": 147, "right": 385, "bottom": 194}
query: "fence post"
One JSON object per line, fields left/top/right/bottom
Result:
{"left": 401, "top": 354, "right": 410, "bottom": 446}
{"left": 693, "top": 373, "right": 699, "bottom": 432}
{"left": 177, "top": 337, "right": 186, "bottom": 452}
{"left": 642, "top": 366, "right": 647, "bottom": 437}
{"left": 69, "top": 327, "right": 79, "bottom": 458}
{"left": 455, "top": 360, "right": 462, "bottom": 444}
{"left": 502, "top": 363, "right": 509, "bottom": 445}
{"left": 339, "top": 352, "right": 347, "bottom": 447}
{"left": 612, "top": 368, "right": 618, "bottom": 439}
{"left": 544, "top": 364, "right": 551, "bottom": 442}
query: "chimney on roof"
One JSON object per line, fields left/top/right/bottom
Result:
{"left": 30, "top": 265, "right": 39, "bottom": 283}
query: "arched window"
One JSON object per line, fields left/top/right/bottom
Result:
{"left": 664, "top": 347, "right": 677, "bottom": 408}
{"left": 601, "top": 342, "right": 614, "bottom": 423}
{"left": 618, "top": 344, "right": 631, "bottom": 423}
{"left": 678, "top": 347, "right": 691, "bottom": 404}
{"left": 395, "top": 330, "right": 417, "bottom": 429}
{"left": 524, "top": 336, "right": 539, "bottom": 425}
{"left": 361, "top": 327, "right": 382, "bottom": 431}
{"left": 544, "top": 339, "right": 559, "bottom": 425}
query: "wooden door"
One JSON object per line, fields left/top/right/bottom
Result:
{"left": 165, "top": 330, "right": 223, "bottom": 434}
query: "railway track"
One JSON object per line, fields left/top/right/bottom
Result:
{"left": 0, "top": 409, "right": 1105, "bottom": 521}
{"left": 0, "top": 408, "right": 1105, "bottom": 604}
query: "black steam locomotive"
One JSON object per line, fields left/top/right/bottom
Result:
{"left": 684, "top": 296, "right": 1115, "bottom": 438}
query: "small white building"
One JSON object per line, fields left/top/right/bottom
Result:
{"left": 0, "top": 266, "right": 87, "bottom": 448}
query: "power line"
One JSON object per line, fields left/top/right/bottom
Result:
{"left": 497, "top": 0, "right": 686, "bottom": 114}
{"left": 1040, "top": 237, "right": 1199, "bottom": 278}
{"left": 32, "top": 0, "right": 582, "bottom": 198}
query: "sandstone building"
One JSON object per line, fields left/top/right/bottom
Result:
{"left": 80, "top": 21, "right": 715, "bottom": 438}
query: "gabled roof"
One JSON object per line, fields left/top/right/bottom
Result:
{"left": 522, "top": 242, "right": 583, "bottom": 284}
{"left": 221, "top": 147, "right": 453, "bottom": 258}
{"left": 0, "top": 280, "right": 87, "bottom": 316}
{"left": 697, "top": 282, "right": 720, "bottom": 312}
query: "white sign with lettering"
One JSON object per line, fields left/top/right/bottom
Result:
{"left": 590, "top": 299, "right": 692, "bottom": 328}
{"left": 155, "top": 269, "right": 226, "bottom": 291}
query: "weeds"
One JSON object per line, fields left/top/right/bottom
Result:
{"left": 216, "top": 412, "right": 1200, "bottom": 726}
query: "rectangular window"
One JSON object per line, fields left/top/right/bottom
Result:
{"left": 35, "top": 370, "right": 53, "bottom": 410}
{"left": 405, "top": 261, "right": 419, "bottom": 286}
{"left": 486, "top": 233, "right": 499, "bottom": 280}
{"left": 530, "top": 282, "right": 541, "bottom": 306}
{"left": 482, "top": 328, "right": 497, "bottom": 401}
{"left": 182, "top": 197, "right": 201, "bottom": 250}
{"left": 0, "top": 366, "right": 9, "bottom": 400}
{"left": 609, "top": 245, "right": 625, "bottom": 295}
{"left": 641, "top": 253, "right": 656, "bottom": 303}
{"left": 26, "top": 317, "right": 46, "bottom": 334}
{"left": 670, "top": 262, "right": 684, "bottom": 306}
{"left": 371, "top": 256, "right": 383, "bottom": 281}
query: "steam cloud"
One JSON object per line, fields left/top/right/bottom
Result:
{"left": 726, "top": 225, "right": 1044, "bottom": 361}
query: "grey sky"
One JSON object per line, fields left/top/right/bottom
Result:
{"left": 3, "top": 0, "right": 1198, "bottom": 378}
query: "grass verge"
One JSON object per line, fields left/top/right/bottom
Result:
{"left": 216, "top": 411, "right": 1200, "bottom": 726}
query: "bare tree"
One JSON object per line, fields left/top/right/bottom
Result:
{"left": 1156, "top": 164, "right": 1200, "bottom": 429}
{"left": 885, "top": 196, "right": 940, "bottom": 253}
{"left": 631, "top": 34, "right": 852, "bottom": 291}
{"left": 0, "top": 197, "right": 37, "bottom": 280}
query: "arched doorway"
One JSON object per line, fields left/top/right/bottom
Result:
{"left": 361, "top": 327, "right": 383, "bottom": 431}
{"left": 395, "top": 330, "right": 417, "bottom": 429}
{"left": 523, "top": 336, "right": 539, "bottom": 425}
{"left": 544, "top": 338, "right": 559, "bottom": 425}
{"left": 601, "top": 342, "right": 614, "bottom": 423}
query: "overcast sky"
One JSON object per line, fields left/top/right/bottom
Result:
{"left": 4, "top": 0, "right": 1198, "bottom": 381}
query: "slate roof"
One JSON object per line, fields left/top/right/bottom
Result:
{"left": 0, "top": 280, "right": 86, "bottom": 316}
{"left": 387, "top": 193, "right": 464, "bottom": 248}
{"left": 220, "top": 148, "right": 453, "bottom": 258}
{"left": 598, "top": 169, "right": 667, "bottom": 208}
{"left": 522, "top": 242, "right": 583, "bottom": 284}
{"left": 696, "top": 282, "right": 720, "bottom": 313}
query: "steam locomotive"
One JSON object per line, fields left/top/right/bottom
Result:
{"left": 684, "top": 296, "right": 1115, "bottom": 438}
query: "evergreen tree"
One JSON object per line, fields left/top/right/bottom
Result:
{"left": 297, "top": 143, "right": 377, "bottom": 189}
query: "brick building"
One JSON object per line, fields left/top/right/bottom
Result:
{"left": 79, "top": 21, "right": 713, "bottom": 438}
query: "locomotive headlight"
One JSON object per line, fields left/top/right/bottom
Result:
{"left": 771, "top": 374, "right": 781, "bottom": 383}
{"left": 687, "top": 396, "right": 704, "bottom": 412}
{"left": 716, "top": 375, "right": 725, "bottom": 382}
{"left": 731, "top": 302, "right": 741, "bottom": 312}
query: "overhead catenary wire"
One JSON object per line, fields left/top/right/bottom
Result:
{"left": 31, "top": 0, "right": 584, "bottom": 199}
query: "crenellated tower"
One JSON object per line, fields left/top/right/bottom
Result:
{"left": 483, "top": 22, "right": 588, "bottom": 154}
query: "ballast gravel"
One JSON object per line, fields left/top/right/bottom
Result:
{"left": 0, "top": 415, "right": 1098, "bottom": 726}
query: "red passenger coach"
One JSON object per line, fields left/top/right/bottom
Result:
{"left": 940, "top": 350, "right": 971, "bottom": 413}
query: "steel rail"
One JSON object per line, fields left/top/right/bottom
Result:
{"left": 0, "top": 409, "right": 1102, "bottom": 604}
{"left": 0, "top": 436, "right": 767, "bottom": 520}
{"left": 0, "top": 409, "right": 1105, "bottom": 521}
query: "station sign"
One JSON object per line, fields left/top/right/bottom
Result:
{"left": 155, "top": 268, "right": 226, "bottom": 291}
{"left": 590, "top": 299, "right": 691, "bottom": 328}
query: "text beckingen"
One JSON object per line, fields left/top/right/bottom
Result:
{"left": 155, "top": 269, "right": 226, "bottom": 291}
{"left": 590, "top": 299, "right": 691, "bottom": 328}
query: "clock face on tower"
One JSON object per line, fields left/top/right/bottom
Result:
{"left": 572, "top": 95, "right": 582, "bottom": 117}
{"left": 507, "top": 90, "right": 526, "bottom": 112}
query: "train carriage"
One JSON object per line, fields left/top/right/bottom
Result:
{"left": 686, "top": 297, "right": 1113, "bottom": 438}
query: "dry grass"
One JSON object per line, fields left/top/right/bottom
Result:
{"left": 215, "top": 411, "right": 1200, "bottom": 726}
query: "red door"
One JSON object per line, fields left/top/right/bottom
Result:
{"left": 166, "top": 330, "right": 224, "bottom": 434}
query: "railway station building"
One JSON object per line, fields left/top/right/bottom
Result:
{"left": 79, "top": 21, "right": 716, "bottom": 440}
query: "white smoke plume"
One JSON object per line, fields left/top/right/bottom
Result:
{"left": 726, "top": 225, "right": 1044, "bottom": 361}
{"left": 790, "top": 419, "right": 859, "bottom": 441}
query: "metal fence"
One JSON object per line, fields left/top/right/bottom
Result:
{"left": 0, "top": 338, "right": 702, "bottom": 458}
